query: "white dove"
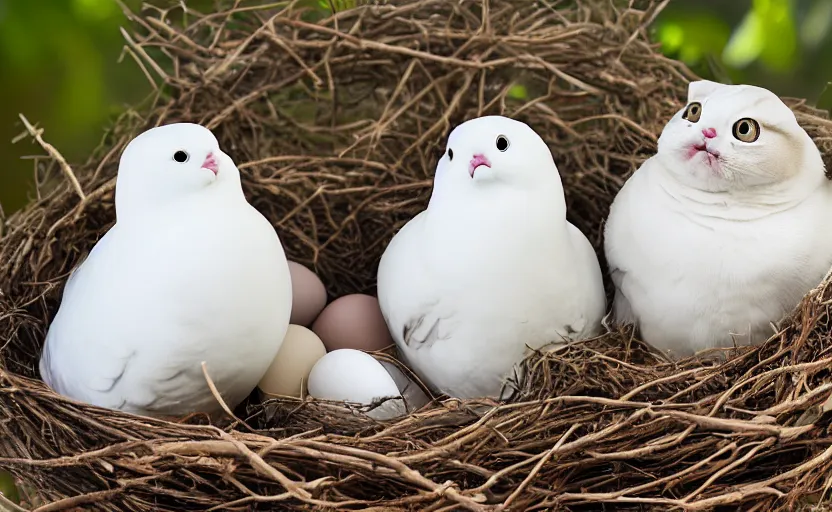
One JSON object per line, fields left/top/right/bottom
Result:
{"left": 376, "top": 115, "right": 606, "bottom": 400}
{"left": 39, "top": 123, "right": 292, "bottom": 417}
{"left": 604, "top": 80, "right": 832, "bottom": 358}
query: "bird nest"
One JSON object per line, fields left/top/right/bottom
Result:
{"left": 3, "top": 0, "right": 832, "bottom": 510}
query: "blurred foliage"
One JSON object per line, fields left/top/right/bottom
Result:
{"left": 654, "top": 0, "right": 832, "bottom": 102}
{"left": 0, "top": 0, "right": 354, "bottom": 214}
{"left": 0, "top": 0, "right": 830, "bottom": 216}
{"left": 0, "top": 0, "right": 146, "bottom": 213}
{"left": 0, "top": 469, "right": 20, "bottom": 504}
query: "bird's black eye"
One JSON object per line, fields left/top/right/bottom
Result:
{"left": 173, "top": 150, "right": 190, "bottom": 163}
{"left": 447, "top": 148, "right": 454, "bottom": 161}
{"left": 496, "top": 135, "right": 509, "bottom": 152}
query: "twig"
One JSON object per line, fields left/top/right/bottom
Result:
{"left": 200, "top": 361, "right": 254, "bottom": 432}
{"left": 501, "top": 423, "right": 580, "bottom": 508}
{"left": 16, "top": 115, "right": 86, "bottom": 202}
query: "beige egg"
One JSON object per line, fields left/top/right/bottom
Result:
{"left": 288, "top": 261, "right": 328, "bottom": 326}
{"left": 258, "top": 324, "right": 327, "bottom": 398}
{"left": 312, "top": 294, "right": 394, "bottom": 352}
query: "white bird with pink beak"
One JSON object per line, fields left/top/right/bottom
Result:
{"left": 604, "top": 80, "right": 832, "bottom": 357}
{"left": 377, "top": 115, "right": 606, "bottom": 400}
{"left": 39, "top": 123, "right": 292, "bottom": 417}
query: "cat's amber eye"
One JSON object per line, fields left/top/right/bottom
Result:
{"left": 732, "top": 118, "right": 760, "bottom": 143}
{"left": 682, "top": 102, "right": 702, "bottom": 122}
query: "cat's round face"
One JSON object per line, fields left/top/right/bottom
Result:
{"left": 657, "top": 80, "right": 820, "bottom": 192}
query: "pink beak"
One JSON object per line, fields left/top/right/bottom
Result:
{"left": 202, "top": 152, "right": 219, "bottom": 176}
{"left": 468, "top": 153, "right": 491, "bottom": 178}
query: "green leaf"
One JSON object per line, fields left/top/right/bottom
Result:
{"left": 71, "top": 0, "right": 118, "bottom": 23}
{"left": 656, "top": 22, "right": 685, "bottom": 54}
{"left": 652, "top": 12, "right": 731, "bottom": 67}
{"left": 316, "top": 0, "right": 374, "bottom": 14}
{"left": 508, "top": 84, "right": 527, "bottom": 100}
{"left": 720, "top": 0, "right": 798, "bottom": 72}
{"left": 722, "top": 10, "right": 764, "bottom": 68}
{"left": 0, "top": 470, "right": 20, "bottom": 505}
{"left": 756, "top": 0, "right": 797, "bottom": 72}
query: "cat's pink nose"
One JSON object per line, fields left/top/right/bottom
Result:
{"left": 702, "top": 128, "right": 717, "bottom": 139}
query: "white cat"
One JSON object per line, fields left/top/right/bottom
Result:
{"left": 604, "top": 79, "right": 832, "bottom": 357}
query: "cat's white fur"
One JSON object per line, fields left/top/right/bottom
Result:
{"left": 604, "top": 79, "right": 832, "bottom": 357}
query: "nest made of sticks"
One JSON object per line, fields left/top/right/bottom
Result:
{"left": 3, "top": 0, "right": 832, "bottom": 510}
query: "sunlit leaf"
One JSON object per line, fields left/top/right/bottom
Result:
{"left": 756, "top": 0, "right": 798, "bottom": 71}
{"left": 319, "top": 0, "right": 354, "bottom": 12}
{"left": 722, "top": 10, "right": 764, "bottom": 68}
{"left": 652, "top": 12, "right": 731, "bottom": 67}
{"left": 317, "top": 0, "right": 375, "bottom": 13}
{"left": 656, "top": 22, "right": 684, "bottom": 54}
{"left": 508, "top": 84, "right": 527, "bottom": 100}
{"left": 72, "top": 0, "right": 118, "bottom": 22}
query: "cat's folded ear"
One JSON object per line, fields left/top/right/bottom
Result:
{"left": 687, "top": 80, "right": 727, "bottom": 102}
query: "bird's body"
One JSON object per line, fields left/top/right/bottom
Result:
{"left": 377, "top": 115, "right": 605, "bottom": 399}
{"left": 39, "top": 123, "right": 292, "bottom": 417}
{"left": 604, "top": 80, "right": 832, "bottom": 357}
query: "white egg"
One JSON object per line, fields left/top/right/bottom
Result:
{"left": 307, "top": 349, "right": 406, "bottom": 420}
